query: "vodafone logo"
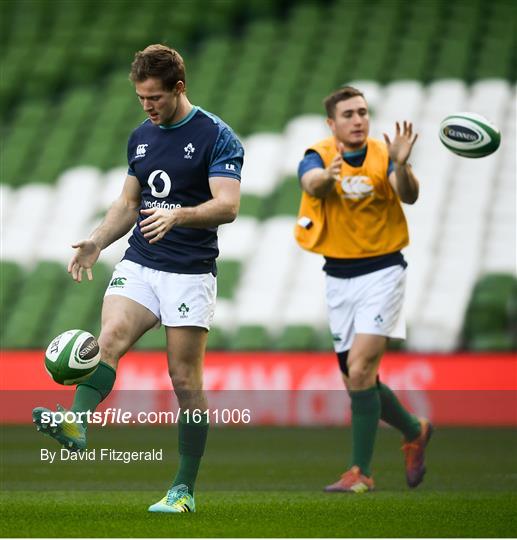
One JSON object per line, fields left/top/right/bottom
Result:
{"left": 340, "top": 176, "right": 374, "bottom": 200}
{"left": 147, "top": 170, "right": 171, "bottom": 198}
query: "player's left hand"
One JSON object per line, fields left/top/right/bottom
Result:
{"left": 139, "top": 208, "right": 177, "bottom": 243}
{"left": 383, "top": 121, "right": 418, "bottom": 166}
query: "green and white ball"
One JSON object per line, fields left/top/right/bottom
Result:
{"left": 439, "top": 112, "right": 501, "bottom": 158}
{"left": 44, "top": 330, "right": 101, "bottom": 385}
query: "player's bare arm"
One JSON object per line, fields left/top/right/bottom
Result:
{"left": 301, "top": 142, "right": 346, "bottom": 198}
{"left": 68, "top": 175, "right": 141, "bottom": 282}
{"left": 139, "top": 176, "right": 240, "bottom": 244}
{"left": 384, "top": 121, "right": 420, "bottom": 204}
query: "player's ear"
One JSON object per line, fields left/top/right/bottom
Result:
{"left": 175, "top": 80, "right": 185, "bottom": 94}
{"left": 326, "top": 116, "right": 336, "bottom": 133}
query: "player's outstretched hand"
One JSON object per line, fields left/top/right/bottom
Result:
{"left": 68, "top": 240, "right": 101, "bottom": 282}
{"left": 140, "top": 207, "right": 177, "bottom": 244}
{"left": 383, "top": 121, "right": 418, "bottom": 165}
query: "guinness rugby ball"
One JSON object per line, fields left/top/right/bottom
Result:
{"left": 44, "top": 330, "right": 101, "bottom": 385}
{"left": 439, "top": 112, "right": 501, "bottom": 158}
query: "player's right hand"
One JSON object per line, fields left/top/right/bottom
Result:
{"left": 67, "top": 240, "right": 101, "bottom": 282}
{"left": 326, "top": 142, "right": 345, "bottom": 181}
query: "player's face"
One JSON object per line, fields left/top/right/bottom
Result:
{"left": 135, "top": 78, "right": 183, "bottom": 125}
{"left": 327, "top": 96, "right": 369, "bottom": 150}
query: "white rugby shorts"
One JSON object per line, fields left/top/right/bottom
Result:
{"left": 105, "top": 260, "right": 216, "bottom": 329}
{"left": 325, "top": 265, "right": 406, "bottom": 353}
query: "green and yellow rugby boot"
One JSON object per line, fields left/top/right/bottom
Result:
{"left": 148, "top": 484, "right": 196, "bottom": 513}
{"left": 32, "top": 404, "right": 87, "bottom": 452}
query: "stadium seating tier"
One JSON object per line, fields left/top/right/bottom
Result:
{"left": 1, "top": 0, "right": 515, "bottom": 351}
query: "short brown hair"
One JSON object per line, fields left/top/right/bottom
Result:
{"left": 324, "top": 86, "right": 365, "bottom": 118}
{"left": 129, "top": 44, "right": 186, "bottom": 91}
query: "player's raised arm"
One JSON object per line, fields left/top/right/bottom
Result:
{"left": 385, "top": 121, "right": 420, "bottom": 204}
{"left": 139, "top": 176, "right": 240, "bottom": 243}
{"left": 68, "top": 175, "right": 141, "bottom": 282}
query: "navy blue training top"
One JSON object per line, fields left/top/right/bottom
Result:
{"left": 124, "top": 106, "right": 244, "bottom": 275}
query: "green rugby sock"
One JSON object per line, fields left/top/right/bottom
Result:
{"left": 70, "top": 361, "right": 116, "bottom": 424}
{"left": 172, "top": 410, "right": 209, "bottom": 495}
{"left": 349, "top": 386, "right": 381, "bottom": 477}
{"left": 378, "top": 381, "right": 421, "bottom": 441}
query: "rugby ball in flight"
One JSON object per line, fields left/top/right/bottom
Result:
{"left": 44, "top": 329, "right": 101, "bottom": 385}
{"left": 439, "top": 112, "right": 501, "bottom": 158}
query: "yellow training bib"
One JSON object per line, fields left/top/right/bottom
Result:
{"left": 295, "top": 136, "right": 409, "bottom": 258}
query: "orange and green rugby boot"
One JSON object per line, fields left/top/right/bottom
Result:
{"left": 402, "top": 417, "right": 433, "bottom": 488}
{"left": 324, "top": 466, "right": 375, "bottom": 493}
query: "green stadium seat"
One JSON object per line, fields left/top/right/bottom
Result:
{"left": 387, "top": 339, "right": 406, "bottom": 351}
{"left": 473, "top": 38, "right": 514, "bottom": 80}
{"left": 300, "top": 93, "right": 326, "bottom": 115}
{"left": 275, "top": 325, "right": 319, "bottom": 351}
{"left": 60, "top": 90, "right": 96, "bottom": 121}
{"left": 431, "top": 39, "right": 471, "bottom": 79}
{"left": 469, "top": 334, "right": 513, "bottom": 352}
{"left": 0, "top": 261, "right": 25, "bottom": 339}
{"left": 1, "top": 262, "right": 67, "bottom": 348}
{"left": 315, "top": 328, "right": 335, "bottom": 352}
{"left": 263, "top": 177, "right": 301, "bottom": 218}
{"left": 246, "top": 0, "right": 279, "bottom": 17}
{"left": 43, "top": 264, "right": 112, "bottom": 344}
{"left": 286, "top": 2, "right": 325, "bottom": 35}
{"left": 472, "top": 274, "right": 516, "bottom": 302}
{"left": 238, "top": 194, "right": 265, "bottom": 219}
{"left": 252, "top": 116, "right": 287, "bottom": 133}
{"left": 0, "top": 46, "right": 34, "bottom": 113}
{"left": 247, "top": 19, "right": 278, "bottom": 41}
{"left": 24, "top": 46, "right": 68, "bottom": 98}
{"left": 464, "top": 300, "right": 507, "bottom": 338}
{"left": 463, "top": 274, "right": 517, "bottom": 351}
{"left": 189, "top": 37, "right": 232, "bottom": 94}
{"left": 3, "top": 102, "right": 49, "bottom": 185}
{"left": 206, "top": 326, "right": 228, "bottom": 350}
{"left": 229, "top": 325, "right": 271, "bottom": 351}
{"left": 135, "top": 328, "right": 166, "bottom": 350}
{"left": 353, "top": 33, "right": 394, "bottom": 81}
{"left": 31, "top": 125, "right": 78, "bottom": 184}
{"left": 78, "top": 129, "right": 117, "bottom": 169}
{"left": 390, "top": 38, "right": 429, "bottom": 80}
{"left": 330, "top": 0, "right": 364, "bottom": 17}
{"left": 8, "top": 1, "right": 45, "bottom": 48}
{"left": 217, "top": 260, "right": 242, "bottom": 300}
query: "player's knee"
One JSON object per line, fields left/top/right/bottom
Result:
{"left": 171, "top": 374, "right": 202, "bottom": 408}
{"left": 98, "top": 325, "right": 128, "bottom": 364}
{"left": 169, "top": 370, "right": 200, "bottom": 393}
{"left": 347, "top": 357, "right": 377, "bottom": 387}
{"left": 347, "top": 366, "right": 371, "bottom": 387}
{"left": 170, "top": 372, "right": 187, "bottom": 391}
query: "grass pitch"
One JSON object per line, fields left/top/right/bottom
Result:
{"left": 1, "top": 425, "right": 516, "bottom": 537}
